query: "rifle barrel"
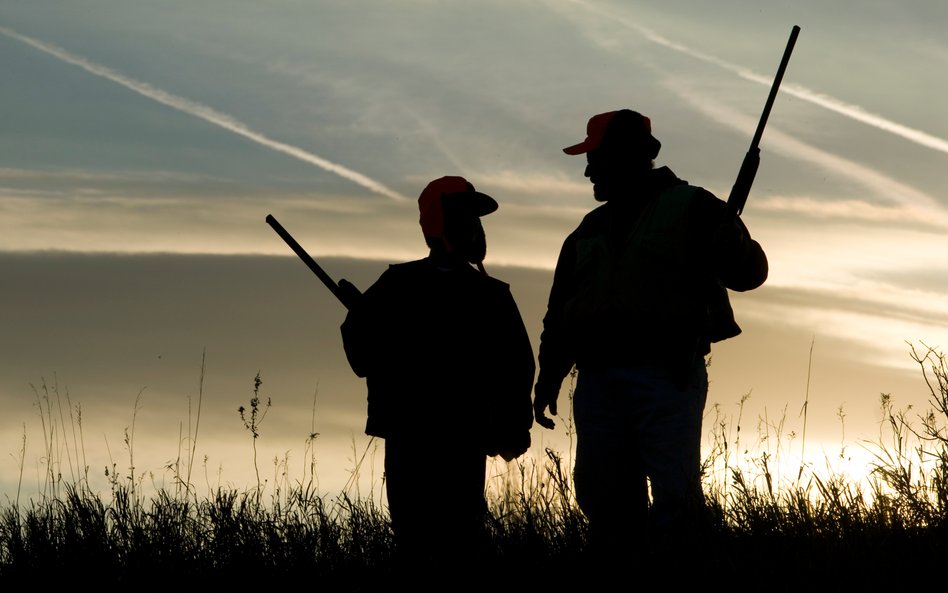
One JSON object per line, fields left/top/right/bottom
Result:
{"left": 265, "top": 214, "right": 342, "bottom": 300}
{"left": 727, "top": 25, "right": 800, "bottom": 218}
{"left": 750, "top": 25, "right": 800, "bottom": 150}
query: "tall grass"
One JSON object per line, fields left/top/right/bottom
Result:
{"left": 1, "top": 343, "right": 946, "bottom": 588}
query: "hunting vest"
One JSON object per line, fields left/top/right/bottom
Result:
{"left": 564, "top": 184, "right": 739, "bottom": 370}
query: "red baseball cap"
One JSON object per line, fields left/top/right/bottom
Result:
{"left": 418, "top": 176, "right": 498, "bottom": 240}
{"left": 562, "top": 109, "right": 661, "bottom": 158}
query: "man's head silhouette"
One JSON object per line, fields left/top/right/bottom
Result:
{"left": 418, "top": 176, "right": 498, "bottom": 266}
{"left": 563, "top": 109, "right": 661, "bottom": 158}
{"left": 564, "top": 109, "right": 661, "bottom": 202}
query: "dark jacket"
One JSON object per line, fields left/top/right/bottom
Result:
{"left": 536, "top": 166, "right": 768, "bottom": 391}
{"left": 341, "top": 257, "right": 536, "bottom": 456}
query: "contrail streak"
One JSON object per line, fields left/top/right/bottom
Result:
{"left": 672, "top": 79, "right": 946, "bottom": 217}
{"left": 0, "top": 26, "right": 410, "bottom": 201}
{"left": 565, "top": 0, "right": 948, "bottom": 156}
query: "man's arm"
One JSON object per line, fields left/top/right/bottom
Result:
{"left": 487, "top": 286, "right": 537, "bottom": 461}
{"left": 717, "top": 217, "right": 768, "bottom": 292}
{"left": 339, "top": 269, "right": 392, "bottom": 378}
{"left": 692, "top": 190, "right": 768, "bottom": 292}
{"left": 533, "top": 235, "right": 580, "bottom": 430}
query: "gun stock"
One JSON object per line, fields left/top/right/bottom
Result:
{"left": 265, "top": 214, "right": 361, "bottom": 309}
{"left": 727, "top": 25, "right": 800, "bottom": 217}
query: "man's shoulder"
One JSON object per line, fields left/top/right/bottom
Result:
{"left": 654, "top": 173, "right": 726, "bottom": 222}
{"left": 680, "top": 184, "right": 722, "bottom": 203}
{"left": 681, "top": 185, "right": 727, "bottom": 219}
{"left": 653, "top": 167, "right": 720, "bottom": 202}
{"left": 386, "top": 258, "right": 427, "bottom": 271}
{"left": 659, "top": 183, "right": 707, "bottom": 209}
{"left": 384, "top": 258, "right": 510, "bottom": 290}
{"left": 381, "top": 258, "right": 432, "bottom": 277}
{"left": 371, "top": 258, "right": 430, "bottom": 289}
{"left": 481, "top": 273, "right": 511, "bottom": 291}
{"left": 573, "top": 202, "right": 612, "bottom": 235}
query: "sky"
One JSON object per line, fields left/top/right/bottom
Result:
{"left": 2, "top": 0, "right": 948, "bottom": 505}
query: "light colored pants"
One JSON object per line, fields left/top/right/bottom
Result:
{"left": 573, "top": 358, "right": 708, "bottom": 552}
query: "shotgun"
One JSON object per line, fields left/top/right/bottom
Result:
{"left": 727, "top": 25, "right": 801, "bottom": 217}
{"left": 265, "top": 214, "right": 362, "bottom": 309}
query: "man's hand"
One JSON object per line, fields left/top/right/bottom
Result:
{"left": 533, "top": 382, "right": 559, "bottom": 430}
{"left": 337, "top": 278, "right": 363, "bottom": 310}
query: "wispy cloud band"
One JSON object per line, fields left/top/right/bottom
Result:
{"left": 0, "top": 26, "right": 410, "bottom": 201}
{"left": 565, "top": 0, "right": 948, "bottom": 156}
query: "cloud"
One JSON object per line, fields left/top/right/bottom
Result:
{"left": 465, "top": 170, "right": 591, "bottom": 197}
{"left": 398, "top": 106, "right": 471, "bottom": 175}
{"left": 754, "top": 196, "right": 947, "bottom": 231}
{"left": 668, "top": 78, "right": 948, "bottom": 221}
{"left": 0, "top": 178, "right": 588, "bottom": 266}
{"left": 777, "top": 83, "right": 948, "bottom": 155}
{"left": 563, "top": 0, "right": 948, "bottom": 156}
{"left": 757, "top": 284, "right": 948, "bottom": 331}
{"left": 0, "top": 167, "right": 248, "bottom": 201}
{"left": 0, "top": 190, "right": 417, "bottom": 256}
{"left": 0, "top": 26, "right": 410, "bottom": 202}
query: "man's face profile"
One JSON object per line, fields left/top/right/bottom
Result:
{"left": 443, "top": 207, "right": 487, "bottom": 265}
{"left": 585, "top": 142, "right": 654, "bottom": 202}
{"left": 586, "top": 148, "right": 630, "bottom": 201}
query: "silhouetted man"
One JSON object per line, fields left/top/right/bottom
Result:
{"left": 532, "top": 110, "right": 768, "bottom": 571}
{"left": 340, "top": 176, "right": 535, "bottom": 583}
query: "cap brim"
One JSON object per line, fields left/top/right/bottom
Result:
{"left": 562, "top": 141, "right": 590, "bottom": 155}
{"left": 442, "top": 191, "right": 498, "bottom": 216}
